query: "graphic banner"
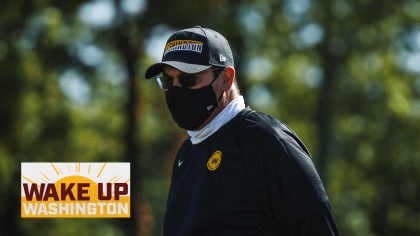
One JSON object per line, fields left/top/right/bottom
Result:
{"left": 21, "top": 162, "right": 130, "bottom": 218}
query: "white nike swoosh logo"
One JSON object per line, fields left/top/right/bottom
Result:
{"left": 178, "top": 159, "right": 183, "bottom": 167}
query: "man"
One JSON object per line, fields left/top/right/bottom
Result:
{"left": 145, "top": 26, "right": 340, "bottom": 235}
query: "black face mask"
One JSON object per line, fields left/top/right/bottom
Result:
{"left": 165, "top": 72, "right": 224, "bottom": 130}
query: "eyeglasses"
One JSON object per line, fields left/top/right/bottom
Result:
{"left": 155, "top": 67, "right": 223, "bottom": 90}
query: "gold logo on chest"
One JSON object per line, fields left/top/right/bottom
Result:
{"left": 207, "top": 151, "right": 222, "bottom": 171}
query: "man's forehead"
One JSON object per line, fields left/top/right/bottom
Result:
{"left": 163, "top": 65, "right": 181, "bottom": 74}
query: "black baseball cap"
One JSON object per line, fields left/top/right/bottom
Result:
{"left": 144, "top": 26, "right": 234, "bottom": 79}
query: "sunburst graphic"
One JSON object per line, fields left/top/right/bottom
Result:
{"left": 21, "top": 162, "right": 130, "bottom": 218}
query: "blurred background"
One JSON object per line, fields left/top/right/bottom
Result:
{"left": 1, "top": 0, "right": 420, "bottom": 235}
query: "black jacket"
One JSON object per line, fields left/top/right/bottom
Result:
{"left": 164, "top": 108, "right": 340, "bottom": 236}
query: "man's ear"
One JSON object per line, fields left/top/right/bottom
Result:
{"left": 223, "top": 67, "right": 235, "bottom": 90}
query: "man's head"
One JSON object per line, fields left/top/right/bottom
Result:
{"left": 145, "top": 26, "right": 234, "bottom": 79}
{"left": 144, "top": 26, "right": 239, "bottom": 131}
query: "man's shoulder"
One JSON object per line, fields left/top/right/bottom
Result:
{"left": 231, "top": 109, "right": 311, "bottom": 157}
{"left": 184, "top": 108, "right": 300, "bottom": 149}
{"left": 179, "top": 136, "right": 192, "bottom": 148}
{"left": 232, "top": 110, "right": 294, "bottom": 141}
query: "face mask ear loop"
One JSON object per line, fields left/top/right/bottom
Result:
{"left": 217, "top": 91, "right": 224, "bottom": 104}
{"left": 210, "top": 67, "right": 225, "bottom": 105}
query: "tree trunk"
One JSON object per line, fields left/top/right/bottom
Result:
{"left": 316, "top": 22, "right": 338, "bottom": 186}
{"left": 113, "top": 1, "right": 141, "bottom": 234}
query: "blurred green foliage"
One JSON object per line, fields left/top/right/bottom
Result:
{"left": 1, "top": 0, "right": 420, "bottom": 235}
